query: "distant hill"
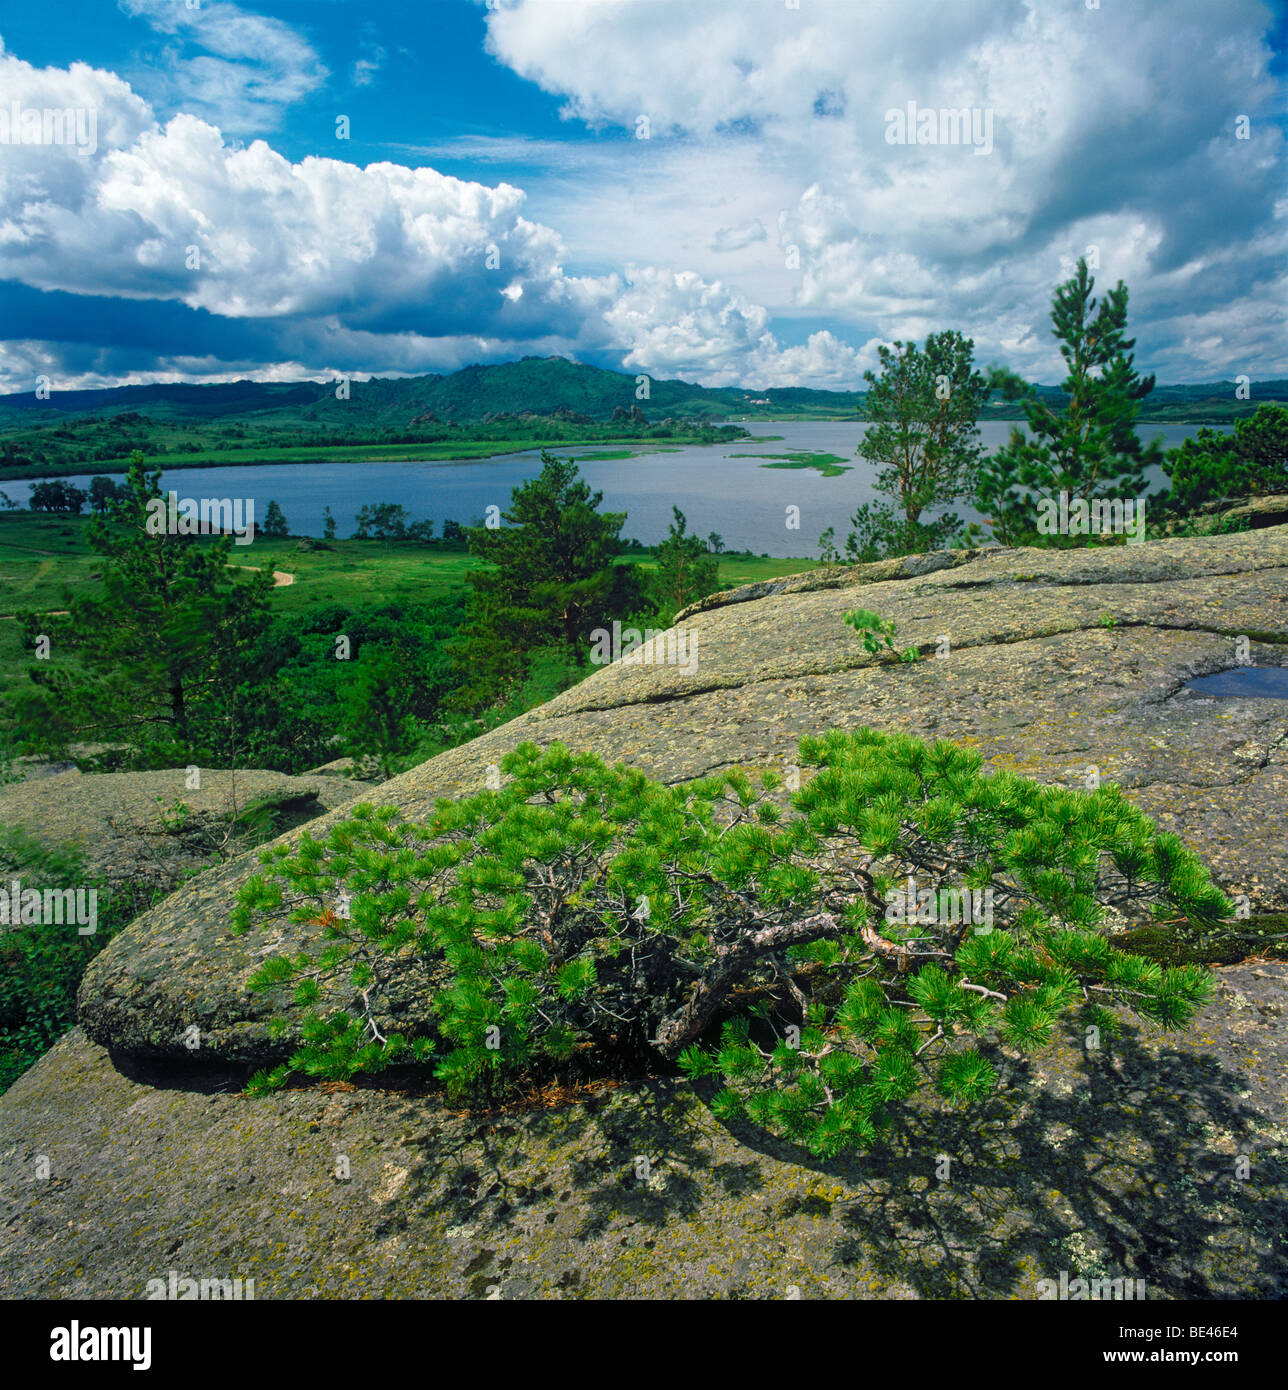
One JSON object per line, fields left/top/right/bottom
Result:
{"left": 0, "top": 358, "right": 833, "bottom": 427}
{"left": 0, "top": 356, "right": 1282, "bottom": 427}
{"left": 0, "top": 379, "right": 329, "bottom": 421}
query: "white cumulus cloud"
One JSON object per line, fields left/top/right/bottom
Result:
{"left": 484, "top": 0, "right": 1288, "bottom": 381}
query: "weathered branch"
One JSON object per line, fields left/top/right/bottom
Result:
{"left": 858, "top": 919, "right": 954, "bottom": 968}
{"left": 958, "top": 978, "right": 1007, "bottom": 1002}
{"left": 651, "top": 905, "right": 847, "bottom": 1060}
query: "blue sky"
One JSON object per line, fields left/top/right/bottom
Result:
{"left": 0, "top": 1, "right": 585, "bottom": 165}
{"left": 0, "top": 0, "right": 1284, "bottom": 392}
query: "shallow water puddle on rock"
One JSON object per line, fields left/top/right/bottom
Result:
{"left": 1186, "top": 666, "right": 1288, "bottom": 698}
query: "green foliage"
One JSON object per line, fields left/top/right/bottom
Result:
{"left": 11, "top": 453, "right": 276, "bottom": 767}
{"left": 2, "top": 469, "right": 481, "bottom": 775}
{"left": 233, "top": 729, "right": 1225, "bottom": 1155}
{"left": 338, "top": 650, "right": 420, "bottom": 779}
{"left": 832, "top": 501, "right": 961, "bottom": 565}
{"left": 839, "top": 332, "right": 987, "bottom": 561}
{"left": 843, "top": 608, "right": 919, "bottom": 662}
{"left": 352, "top": 501, "right": 435, "bottom": 542}
{"left": 446, "top": 643, "right": 599, "bottom": 744}
{"left": 0, "top": 824, "right": 157, "bottom": 1091}
{"left": 450, "top": 452, "right": 644, "bottom": 711}
{"left": 352, "top": 502, "right": 402, "bottom": 540}
{"left": 741, "top": 451, "right": 851, "bottom": 477}
{"left": 1163, "top": 510, "right": 1251, "bottom": 540}
{"left": 231, "top": 595, "right": 469, "bottom": 775}
{"left": 0, "top": 509, "right": 817, "bottom": 776}
{"left": 1162, "top": 404, "right": 1288, "bottom": 514}
{"left": 649, "top": 506, "right": 720, "bottom": 620}
{"left": 261, "top": 500, "right": 289, "bottom": 538}
{"left": 973, "top": 259, "right": 1159, "bottom": 547}
{"left": 88, "top": 476, "right": 121, "bottom": 517}
{"left": 27, "top": 479, "right": 87, "bottom": 514}
{"left": 154, "top": 796, "right": 192, "bottom": 834}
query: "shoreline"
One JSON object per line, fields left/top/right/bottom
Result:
{"left": 0, "top": 414, "right": 1244, "bottom": 486}
{"left": 0, "top": 433, "right": 741, "bottom": 484}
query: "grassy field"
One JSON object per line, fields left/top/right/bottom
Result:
{"left": 0, "top": 512, "right": 822, "bottom": 707}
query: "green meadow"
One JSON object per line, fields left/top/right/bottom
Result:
{"left": 0, "top": 511, "right": 821, "bottom": 704}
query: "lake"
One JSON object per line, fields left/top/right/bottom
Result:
{"left": 7, "top": 420, "right": 1224, "bottom": 558}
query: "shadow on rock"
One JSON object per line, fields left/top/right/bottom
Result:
{"left": 810, "top": 1023, "right": 1284, "bottom": 1299}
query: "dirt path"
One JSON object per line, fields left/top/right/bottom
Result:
{"left": 230, "top": 565, "right": 295, "bottom": 587}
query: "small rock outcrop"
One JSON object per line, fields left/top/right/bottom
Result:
{"left": 0, "top": 768, "right": 374, "bottom": 898}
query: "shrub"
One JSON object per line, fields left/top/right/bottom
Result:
{"left": 0, "top": 826, "right": 156, "bottom": 1091}
{"left": 844, "top": 608, "right": 919, "bottom": 662}
{"left": 231, "top": 731, "right": 1225, "bottom": 1155}
{"left": 1163, "top": 404, "right": 1288, "bottom": 514}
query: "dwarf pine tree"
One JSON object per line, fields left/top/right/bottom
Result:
{"left": 231, "top": 729, "right": 1224, "bottom": 1156}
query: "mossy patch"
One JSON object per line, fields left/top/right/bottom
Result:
{"left": 1114, "top": 914, "right": 1288, "bottom": 966}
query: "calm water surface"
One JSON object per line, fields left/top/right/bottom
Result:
{"left": 1186, "top": 667, "right": 1288, "bottom": 699}
{"left": 10, "top": 421, "right": 1224, "bottom": 558}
